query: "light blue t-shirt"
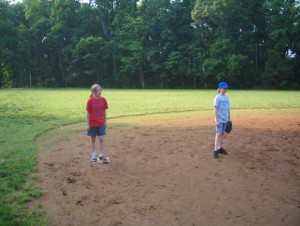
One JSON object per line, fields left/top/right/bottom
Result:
{"left": 214, "top": 94, "right": 230, "bottom": 123}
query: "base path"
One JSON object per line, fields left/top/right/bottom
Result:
{"left": 36, "top": 111, "right": 300, "bottom": 226}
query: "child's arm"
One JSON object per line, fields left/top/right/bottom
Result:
{"left": 86, "top": 112, "right": 91, "bottom": 131}
{"left": 214, "top": 107, "right": 220, "bottom": 127}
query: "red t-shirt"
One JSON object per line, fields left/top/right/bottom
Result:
{"left": 86, "top": 96, "right": 108, "bottom": 127}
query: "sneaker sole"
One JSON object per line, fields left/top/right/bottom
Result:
{"left": 97, "top": 157, "right": 110, "bottom": 164}
{"left": 91, "top": 158, "right": 98, "bottom": 163}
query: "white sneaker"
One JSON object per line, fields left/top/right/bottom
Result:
{"left": 91, "top": 156, "right": 98, "bottom": 163}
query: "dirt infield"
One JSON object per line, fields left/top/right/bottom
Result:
{"left": 36, "top": 111, "right": 300, "bottom": 226}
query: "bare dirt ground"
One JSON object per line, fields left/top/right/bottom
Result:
{"left": 36, "top": 111, "right": 300, "bottom": 226}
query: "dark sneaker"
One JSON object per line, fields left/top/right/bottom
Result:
{"left": 218, "top": 148, "right": 228, "bottom": 155}
{"left": 213, "top": 150, "right": 219, "bottom": 158}
{"left": 99, "top": 155, "right": 110, "bottom": 163}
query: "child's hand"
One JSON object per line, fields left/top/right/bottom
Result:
{"left": 86, "top": 124, "right": 91, "bottom": 132}
{"left": 215, "top": 121, "right": 220, "bottom": 127}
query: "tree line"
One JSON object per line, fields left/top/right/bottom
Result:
{"left": 0, "top": 0, "right": 299, "bottom": 89}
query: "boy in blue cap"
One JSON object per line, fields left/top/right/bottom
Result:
{"left": 213, "top": 82, "right": 231, "bottom": 158}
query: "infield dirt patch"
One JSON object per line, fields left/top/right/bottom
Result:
{"left": 36, "top": 111, "right": 300, "bottom": 226}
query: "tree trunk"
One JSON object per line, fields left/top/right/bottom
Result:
{"left": 113, "top": 52, "right": 118, "bottom": 81}
{"left": 139, "top": 68, "right": 145, "bottom": 89}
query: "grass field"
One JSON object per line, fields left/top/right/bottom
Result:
{"left": 0, "top": 88, "right": 300, "bottom": 225}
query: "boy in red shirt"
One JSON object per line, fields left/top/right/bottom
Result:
{"left": 86, "top": 84, "right": 109, "bottom": 163}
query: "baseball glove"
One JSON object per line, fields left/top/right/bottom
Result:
{"left": 225, "top": 120, "right": 232, "bottom": 133}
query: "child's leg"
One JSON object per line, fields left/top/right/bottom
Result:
{"left": 98, "top": 136, "right": 104, "bottom": 157}
{"left": 91, "top": 136, "right": 97, "bottom": 159}
{"left": 215, "top": 133, "right": 222, "bottom": 151}
{"left": 215, "top": 123, "right": 226, "bottom": 150}
{"left": 91, "top": 136, "right": 96, "bottom": 151}
{"left": 219, "top": 133, "right": 224, "bottom": 149}
{"left": 214, "top": 123, "right": 226, "bottom": 158}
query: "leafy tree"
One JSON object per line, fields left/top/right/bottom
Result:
{"left": 192, "top": 0, "right": 268, "bottom": 88}
{"left": 71, "top": 36, "right": 105, "bottom": 86}
{"left": 0, "top": 0, "right": 16, "bottom": 87}
{"left": 263, "top": 0, "right": 300, "bottom": 89}
{"left": 0, "top": 0, "right": 299, "bottom": 89}
{"left": 0, "top": 1, "right": 32, "bottom": 87}
{"left": 23, "top": 0, "right": 52, "bottom": 86}
{"left": 46, "top": 0, "right": 81, "bottom": 86}
{"left": 139, "top": 0, "right": 174, "bottom": 87}
{"left": 114, "top": 16, "right": 148, "bottom": 88}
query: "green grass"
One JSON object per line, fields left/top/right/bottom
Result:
{"left": 0, "top": 88, "right": 300, "bottom": 225}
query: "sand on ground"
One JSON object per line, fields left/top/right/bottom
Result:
{"left": 36, "top": 111, "right": 300, "bottom": 226}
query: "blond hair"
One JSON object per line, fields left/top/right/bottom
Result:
{"left": 90, "top": 84, "right": 102, "bottom": 97}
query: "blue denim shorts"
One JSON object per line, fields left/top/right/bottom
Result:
{"left": 87, "top": 126, "right": 106, "bottom": 137}
{"left": 216, "top": 123, "right": 227, "bottom": 134}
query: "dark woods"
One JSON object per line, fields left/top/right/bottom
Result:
{"left": 0, "top": 0, "right": 299, "bottom": 89}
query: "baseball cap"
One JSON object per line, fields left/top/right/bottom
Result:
{"left": 218, "top": 82, "right": 229, "bottom": 89}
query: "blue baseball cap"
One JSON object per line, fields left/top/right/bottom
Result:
{"left": 218, "top": 82, "right": 229, "bottom": 89}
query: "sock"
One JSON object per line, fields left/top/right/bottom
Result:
{"left": 92, "top": 151, "right": 96, "bottom": 158}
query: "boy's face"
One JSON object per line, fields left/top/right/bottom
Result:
{"left": 94, "top": 87, "right": 102, "bottom": 98}
{"left": 220, "top": 88, "right": 228, "bottom": 95}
